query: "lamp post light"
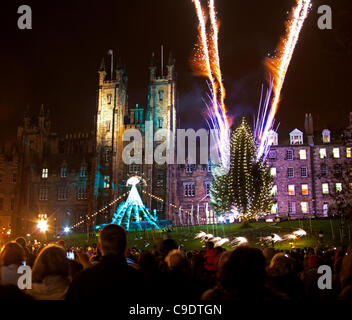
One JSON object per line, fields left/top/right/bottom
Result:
{"left": 37, "top": 214, "right": 48, "bottom": 242}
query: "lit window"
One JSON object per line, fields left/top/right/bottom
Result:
{"left": 299, "top": 150, "right": 307, "bottom": 160}
{"left": 301, "top": 184, "right": 309, "bottom": 195}
{"left": 42, "top": 168, "right": 48, "bottom": 179}
{"left": 319, "top": 148, "right": 327, "bottom": 159}
{"left": 336, "top": 183, "right": 342, "bottom": 193}
{"left": 323, "top": 203, "right": 328, "bottom": 217}
{"left": 333, "top": 148, "right": 340, "bottom": 158}
{"left": 301, "top": 167, "right": 308, "bottom": 177}
{"left": 107, "top": 94, "right": 112, "bottom": 104}
{"left": 287, "top": 167, "right": 294, "bottom": 178}
{"left": 271, "top": 203, "right": 278, "bottom": 214}
{"left": 288, "top": 202, "right": 296, "bottom": 214}
{"left": 288, "top": 185, "right": 295, "bottom": 196}
{"left": 104, "top": 176, "right": 110, "bottom": 189}
{"left": 290, "top": 129, "right": 303, "bottom": 145}
{"left": 271, "top": 185, "right": 277, "bottom": 196}
{"left": 322, "top": 129, "right": 330, "bottom": 143}
{"left": 270, "top": 167, "right": 277, "bottom": 177}
{"left": 346, "top": 148, "right": 352, "bottom": 158}
{"left": 322, "top": 183, "right": 329, "bottom": 194}
{"left": 301, "top": 202, "right": 308, "bottom": 214}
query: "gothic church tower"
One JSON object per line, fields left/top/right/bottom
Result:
{"left": 94, "top": 54, "right": 127, "bottom": 222}
{"left": 146, "top": 52, "right": 178, "bottom": 220}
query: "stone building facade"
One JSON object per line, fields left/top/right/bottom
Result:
{"left": 267, "top": 113, "right": 352, "bottom": 219}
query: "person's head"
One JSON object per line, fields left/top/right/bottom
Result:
{"left": 32, "top": 244, "right": 70, "bottom": 283}
{"left": 268, "top": 253, "right": 295, "bottom": 277}
{"left": 165, "top": 249, "right": 187, "bottom": 272}
{"left": 0, "top": 242, "right": 26, "bottom": 267}
{"left": 15, "top": 237, "right": 27, "bottom": 249}
{"left": 138, "top": 251, "right": 158, "bottom": 271}
{"left": 217, "top": 246, "right": 266, "bottom": 291}
{"left": 206, "top": 241, "right": 214, "bottom": 250}
{"left": 56, "top": 240, "right": 65, "bottom": 249}
{"left": 262, "top": 247, "right": 276, "bottom": 266}
{"left": 159, "top": 238, "right": 178, "bottom": 259}
{"left": 98, "top": 224, "right": 127, "bottom": 256}
{"left": 308, "top": 255, "right": 324, "bottom": 269}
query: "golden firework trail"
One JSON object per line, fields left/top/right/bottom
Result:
{"left": 258, "top": 0, "right": 311, "bottom": 159}
{"left": 192, "top": 0, "right": 230, "bottom": 170}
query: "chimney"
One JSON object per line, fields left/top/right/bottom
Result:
{"left": 307, "top": 113, "right": 314, "bottom": 146}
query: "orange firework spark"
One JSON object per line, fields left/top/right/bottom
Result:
{"left": 258, "top": 0, "right": 311, "bottom": 158}
{"left": 192, "top": 0, "right": 228, "bottom": 121}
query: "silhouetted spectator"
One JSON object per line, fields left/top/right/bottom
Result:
{"left": 203, "top": 241, "right": 220, "bottom": 272}
{"left": 66, "top": 224, "right": 146, "bottom": 300}
{"left": 28, "top": 244, "right": 71, "bottom": 300}
{"left": 202, "top": 246, "right": 282, "bottom": 301}
{"left": 266, "top": 253, "right": 305, "bottom": 300}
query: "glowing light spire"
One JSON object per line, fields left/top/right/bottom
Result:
{"left": 110, "top": 176, "right": 159, "bottom": 231}
{"left": 257, "top": 0, "right": 311, "bottom": 159}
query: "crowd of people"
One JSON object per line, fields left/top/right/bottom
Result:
{"left": 0, "top": 224, "right": 352, "bottom": 301}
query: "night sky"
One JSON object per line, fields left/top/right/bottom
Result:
{"left": 0, "top": 0, "right": 351, "bottom": 144}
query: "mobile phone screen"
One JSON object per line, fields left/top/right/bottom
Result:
{"left": 67, "top": 251, "right": 74, "bottom": 260}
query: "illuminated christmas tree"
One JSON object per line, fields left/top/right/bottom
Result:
{"left": 228, "top": 118, "right": 273, "bottom": 222}
{"left": 210, "top": 118, "right": 273, "bottom": 222}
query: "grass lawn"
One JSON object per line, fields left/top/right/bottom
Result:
{"left": 51, "top": 218, "right": 351, "bottom": 251}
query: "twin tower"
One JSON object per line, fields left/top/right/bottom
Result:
{"left": 94, "top": 51, "right": 178, "bottom": 221}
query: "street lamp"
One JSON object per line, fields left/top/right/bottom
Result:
{"left": 37, "top": 214, "right": 48, "bottom": 233}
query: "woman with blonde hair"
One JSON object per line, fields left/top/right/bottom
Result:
{"left": 0, "top": 241, "right": 26, "bottom": 286}
{"left": 28, "top": 244, "right": 71, "bottom": 300}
